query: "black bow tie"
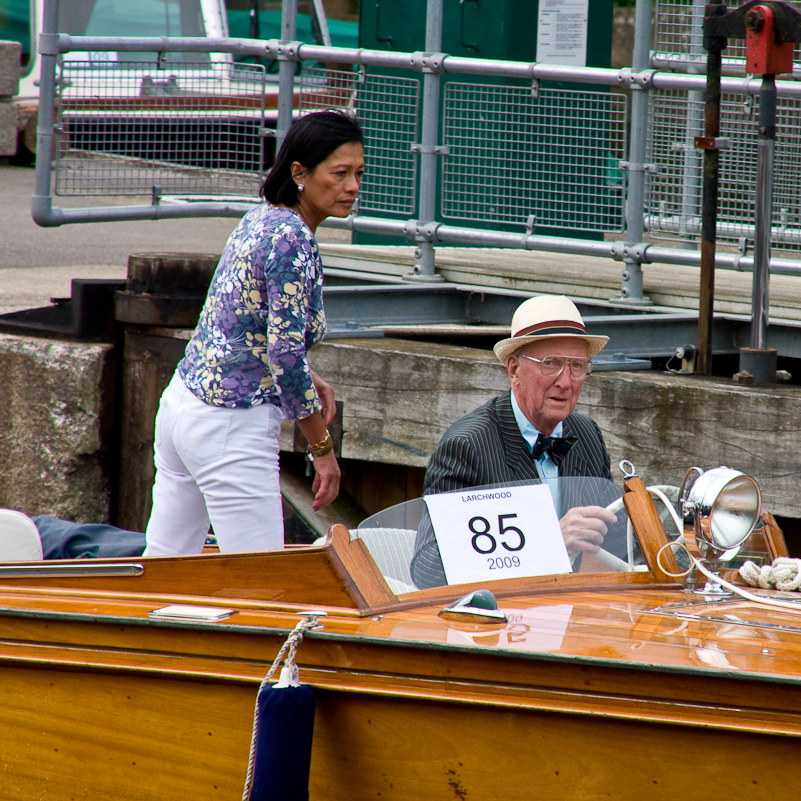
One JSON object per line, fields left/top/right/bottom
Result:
{"left": 530, "top": 433, "right": 577, "bottom": 466}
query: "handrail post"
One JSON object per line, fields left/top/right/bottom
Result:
{"left": 408, "top": 0, "right": 444, "bottom": 281}
{"left": 751, "top": 72, "right": 776, "bottom": 351}
{"left": 275, "top": 0, "right": 298, "bottom": 152}
{"left": 678, "top": 0, "right": 706, "bottom": 249}
{"left": 696, "top": 0, "right": 726, "bottom": 375}
{"left": 618, "top": 0, "right": 653, "bottom": 304}
{"left": 732, "top": 69, "right": 778, "bottom": 384}
{"left": 31, "top": 0, "right": 61, "bottom": 227}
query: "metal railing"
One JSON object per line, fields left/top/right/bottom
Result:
{"left": 33, "top": 0, "right": 801, "bottom": 308}
{"left": 55, "top": 60, "right": 268, "bottom": 200}
{"left": 649, "top": 0, "right": 801, "bottom": 255}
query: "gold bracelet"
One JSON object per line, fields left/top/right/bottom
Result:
{"left": 307, "top": 431, "right": 334, "bottom": 458}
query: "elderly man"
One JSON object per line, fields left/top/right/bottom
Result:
{"left": 410, "top": 294, "right": 618, "bottom": 589}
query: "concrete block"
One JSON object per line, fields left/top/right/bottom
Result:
{"left": 0, "top": 101, "right": 17, "bottom": 156}
{"left": 0, "top": 334, "right": 115, "bottom": 523}
{"left": 580, "top": 370, "right": 801, "bottom": 520}
{"left": 0, "top": 41, "right": 22, "bottom": 97}
{"left": 304, "top": 338, "right": 801, "bottom": 519}
{"left": 16, "top": 98, "right": 37, "bottom": 155}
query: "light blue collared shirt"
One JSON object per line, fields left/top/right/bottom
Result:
{"left": 510, "top": 392, "right": 562, "bottom": 513}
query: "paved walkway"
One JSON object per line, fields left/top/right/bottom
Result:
{"left": 4, "top": 160, "right": 801, "bottom": 323}
{"left": 0, "top": 163, "right": 350, "bottom": 313}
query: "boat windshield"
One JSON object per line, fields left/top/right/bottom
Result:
{"left": 355, "top": 477, "right": 670, "bottom": 594}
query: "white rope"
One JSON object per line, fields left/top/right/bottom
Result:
{"left": 740, "top": 557, "right": 801, "bottom": 592}
{"left": 242, "top": 613, "right": 322, "bottom": 801}
{"left": 647, "top": 487, "right": 685, "bottom": 541}
{"left": 657, "top": 542, "right": 801, "bottom": 612}
{"left": 693, "top": 559, "right": 801, "bottom": 611}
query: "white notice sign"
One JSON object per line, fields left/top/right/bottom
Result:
{"left": 424, "top": 484, "right": 572, "bottom": 586}
{"left": 536, "top": 0, "right": 589, "bottom": 67}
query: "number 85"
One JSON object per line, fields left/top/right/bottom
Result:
{"left": 469, "top": 514, "right": 525, "bottom": 554}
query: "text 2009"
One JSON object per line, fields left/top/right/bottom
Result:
{"left": 488, "top": 556, "right": 521, "bottom": 570}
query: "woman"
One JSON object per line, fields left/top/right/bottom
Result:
{"left": 144, "top": 110, "right": 364, "bottom": 555}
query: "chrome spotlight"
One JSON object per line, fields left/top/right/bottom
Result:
{"left": 680, "top": 466, "right": 762, "bottom": 596}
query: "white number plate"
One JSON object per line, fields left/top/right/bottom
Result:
{"left": 425, "top": 484, "right": 572, "bottom": 585}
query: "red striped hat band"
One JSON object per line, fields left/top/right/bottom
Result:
{"left": 514, "top": 319, "right": 588, "bottom": 338}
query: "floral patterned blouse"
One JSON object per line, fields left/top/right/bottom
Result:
{"left": 178, "top": 204, "right": 325, "bottom": 420}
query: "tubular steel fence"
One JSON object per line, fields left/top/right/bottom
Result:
{"left": 55, "top": 60, "right": 267, "bottom": 199}
{"left": 299, "top": 66, "right": 421, "bottom": 217}
{"left": 648, "top": 0, "right": 801, "bottom": 255}
{"left": 439, "top": 83, "right": 627, "bottom": 234}
{"left": 647, "top": 88, "right": 801, "bottom": 251}
{"left": 654, "top": 0, "right": 801, "bottom": 75}
{"left": 33, "top": 0, "right": 801, "bottom": 306}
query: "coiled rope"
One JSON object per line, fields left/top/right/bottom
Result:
{"left": 242, "top": 612, "right": 323, "bottom": 801}
{"left": 740, "top": 557, "right": 801, "bottom": 592}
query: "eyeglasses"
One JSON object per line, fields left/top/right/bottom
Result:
{"left": 519, "top": 354, "right": 593, "bottom": 379}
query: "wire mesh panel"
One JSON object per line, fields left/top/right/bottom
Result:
{"left": 55, "top": 60, "right": 268, "bottom": 198}
{"left": 654, "top": 0, "right": 801, "bottom": 74}
{"left": 300, "top": 66, "right": 420, "bottom": 216}
{"left": 655, "top": 0, "right": 731, "bottom": 69}
{"left": 441, "top": 84, "right": 627, "bottom": 233}
{"left": 646, "top": 89, "right": 801, "bottom": 251}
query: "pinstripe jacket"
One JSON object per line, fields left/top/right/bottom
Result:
{"left": 410, "top": 391, "right": 613, "bottom": 589}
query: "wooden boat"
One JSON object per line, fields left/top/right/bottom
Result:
{"left": 0, "top": 468, "right": 799, "bottom": 800}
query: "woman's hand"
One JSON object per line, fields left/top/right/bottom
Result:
{"left": 311, "top": 369, "right": 337, "bottom": 426}
{"left": 296, "top": 409, "right": 340, "bottom": 510}
{"left": 310, "top": 450, "right": 341, "bottom": 511}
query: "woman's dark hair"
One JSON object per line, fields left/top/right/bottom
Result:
{"left": 260, "top": 110, "right": 364, "bottom": 206}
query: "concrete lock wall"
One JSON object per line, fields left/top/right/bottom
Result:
{"left": 2, "top": 326, "right": 801, "bottom": 532}
{"left": 306, "top": 340, "right": 801, "bottom": 521}
{"left": 0, "top": 334, "right": 116, "bottom": 522}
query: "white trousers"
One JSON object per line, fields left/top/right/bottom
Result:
{"left": 144, "top": 373, "right": 285, "bottom": 556}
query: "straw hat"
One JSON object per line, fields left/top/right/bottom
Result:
{"left": 493, "top": 295, "right": 609, "bottom": 363}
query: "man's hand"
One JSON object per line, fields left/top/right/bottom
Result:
{"left": 311, "top": 370, "right": 336, "bottom": 426}
{"left": 559, "top": 505, "right": 619, "bottom": 557}
{"left": 310, "top": 450, "right": 341, "bottom": 511}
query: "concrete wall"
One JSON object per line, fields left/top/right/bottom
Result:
{"left": 306, "top": 339, "right": 801, "bottom": 520}
{"left": 581, "top": 370, "right": 801, "bottom": 520}
{"left": 0, "top": 41, "right": 21, "bottom": 157}
{"left": 0, "top": 334, "right": 116, "bottom": 522}
{"left": 2, "top": 330, "right": 800, "bottom": 531}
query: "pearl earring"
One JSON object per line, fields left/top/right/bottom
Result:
{"left": 297, "top": 183, "right": 304, "bottom": 192}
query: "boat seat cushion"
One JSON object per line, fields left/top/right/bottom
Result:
{"left": 32, "top": 516, "right": 146, "bottom": 559}
{"left": 351, "top": 527, "right": 417, "bottom": 589}
{"left": 0, "top": 509, "right": 44, "bottom": 561}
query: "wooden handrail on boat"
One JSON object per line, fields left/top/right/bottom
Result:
{"left": 762, "top": 512, "right": 790, "bottom": 560}
{"left": 0, "top": 518, "right": 681, "bottom": 618}
{"left": 622, "top": 475, "right": 681, "bottom": 584}
{"left": 324, "top": 524, "right": 398, "bottom": 609}
{"left": 0, "top": 527, "right": 399, "bottom": 616}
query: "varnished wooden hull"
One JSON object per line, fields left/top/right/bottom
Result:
{"left": 0, "top": 510, "right": 797, "bottom": 800}
{"left": 0, "top": 574, "right": 800, "bottom": 800}
{"left": 3, "top": 663, "right": 796, "bottom": 801}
